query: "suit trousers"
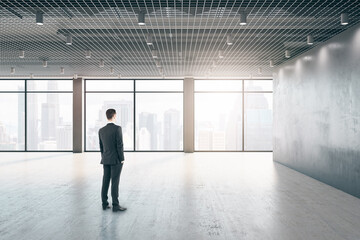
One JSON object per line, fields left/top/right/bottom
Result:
{"left": 101, "top": 163, "right": 123, "bottom": 206}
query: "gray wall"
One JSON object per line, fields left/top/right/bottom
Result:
{"left": 273, "top": 23, "right": 360, "bottom": 198}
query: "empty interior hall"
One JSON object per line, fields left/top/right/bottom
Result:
{"left": 1, "top": 0, "right": 360, "bottom": 240}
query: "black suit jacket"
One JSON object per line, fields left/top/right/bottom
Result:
{"left": 98, "top": 123, "right": 125, "bottom": 165}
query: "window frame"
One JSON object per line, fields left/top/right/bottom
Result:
{"left": 84, "top": 79, "right": 184, "bottom": 152}
{"left": 0, "top": 79, "right": 73, "bottom": 152}
{"left": 194, "top": 79, "right": 273, "bottom": 152}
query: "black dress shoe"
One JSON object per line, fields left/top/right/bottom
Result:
{"left": 112, "top": 206, "right": 127, "bottom": 212}
{"left": 102, "top": 204, "right": 110, "bottom": 210}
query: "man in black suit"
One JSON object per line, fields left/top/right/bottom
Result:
{"left": 99, "top": 108, "right": 126, "bottom": 212}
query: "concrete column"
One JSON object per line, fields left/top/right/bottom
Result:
{"left": 73, "top": 78, "right": 83, "bottom": 153}
{"left": 184, "top": 77, "right": 194, "bottom": 153}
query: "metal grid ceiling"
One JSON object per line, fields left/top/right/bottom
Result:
{"left": 0, "top": 0, "right": 359, "bottom": 78}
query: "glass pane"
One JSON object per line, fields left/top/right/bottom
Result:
{"left": 244, "top": 80, "right": 273, "bottom": 91}
{"left": 195, "top": 80, "right": 242, "bottom": 92}
{"left": 136, "top": 80, "right": 183, "bottom": 91}
{"left": 0, "top": 93, "right": 25, "bottom": 150}
{"left": 244, "top": 93, "right": 273, "bottom": 150}
{"left": 27, "top": 80, "right": 73, "bottom": 91}
{"left": 195, "top": 93, "right": 242, "bottom": 151}
{"left": 86, "top": 93, "right": 134, "bottom": 151}
{"left": 27, "top": 93, "right": 73, "bottom": 150}
{"left": 0, "top": 80, "right": 25, "bottom": 91}
{"left": 86, "top": 80, "right": 133, "bottom": 92}
{"left": 136, "top": 93, "right": 183, "bottom": 150}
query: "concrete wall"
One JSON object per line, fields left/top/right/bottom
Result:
{"left": 273, "top": 23, "right": 360, "bottom": 198}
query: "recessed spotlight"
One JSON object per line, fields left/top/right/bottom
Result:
{"left": 60, "top": 67, "right": 64, "bottom": 74}
{"left": 155, "top": 60, "right": 161, "bottom": 67}
{"left": 110, "top": 67, "right": 114, "bottom": 74}
{"left": 146, "top": 34, "right": 153, "bottom": 45}
{"left": 73, "top": 73, "right": 78, "bottom": 79}
{"left": 85, "top": 50, "right": 91, "bottom": 58}
{"left": 218, "top": 50, "right": 224, "bottom": 58}
{"left": 43, "top": 60, "right": 47, "bottom": 67}
{"left": 341, "top": 13, "right": 349, "bottom": 25}
{"left": 10, "top": 67, "right": 15, "bottom": 75}
{"left": 240, "top": 12, "right": 247, "bottom": 25}
{"left": 19, "top": 50, "right": 25, "bottom": 58}
{"left": 307, "top": 35, "right": 314, "bottom": 45}
{"left": 285, "top": 50, "right": 291, "bottom": 58}
{"left": 270, "top": 60, "right": 274, "bottom": 68}
{"left": 138, "top": 11, "right": 145, "bottom": 26}
{"left": 29, "top": 73, "right": 34, "bottom": 79}
{"left": 99, "top": 59, "right": 104, "bottom": 68}
{"left": 66, "top": 34, "right": 72, "bottom": 45}
{"left": 258, "top": 67, "right": 262, "bottom": 74}
{"left": 36, "top": 11, "right": 43, "bottom": 25}
{"left": 226, "top": 34, "right": 233, "bottom": 45}
{"left": 152, "top": 50, "right": 158, "bottom": 58}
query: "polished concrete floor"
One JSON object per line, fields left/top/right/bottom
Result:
{"left": 0, "top": 152, "right": 359, "bottom": 240}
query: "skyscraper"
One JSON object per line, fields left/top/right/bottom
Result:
{"left": 164, "top": 109, "right": 180, "bottom": 150}
{"left": 41, "top": 81, "right": 59, "bottom": 141}
{"left": 138, "top": 112, "right": 158, "bottom": 150}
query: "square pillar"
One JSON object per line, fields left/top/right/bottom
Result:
{"left": 184, "top": 77, "right": 194, "bottom": 153}
{"left": 73, "top": 77, "right": 83, "bottom": 153}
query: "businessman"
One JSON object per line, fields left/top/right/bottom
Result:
{"left": 99, "top": 108, "right": 126, "bottom": 212}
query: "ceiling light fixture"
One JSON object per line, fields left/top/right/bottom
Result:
{"left": 218, "top": 50, "right": 224, "bottom": 58}
{"left": 307, "top": 35, "right": 314, "bottom": 45}
{"left": 29, "top": 73, "right": 34, "bottom": 79}
{"left": 66, "top": 34, "right": 72, "bottom": 45}
{"left": 138, "top": 11, "right": 145, "bottom": 26}
{"left": 285, "top": 50, "right": 291, "bottom": 58}
{"left": 85, "top": 50, "right": 91, "bottom": 58}
{"left": 110, "top": 67, "right": 114, "bottom": 74}
{"left": 19, "top": 50, "right": 25, "bottom": 58}
{"left": 258, "top": 67, "right": 262, "bottom": 74}
{"left": 36, "top": 11, "right": 43, "bottom": 25}
{"left": 99, "top": 59, "right": 104, "bottom": 68}
{"left": 152, "top": 50, "right": 158, "bottom": 58}
{"left": 10, "top": 67, "right": 15, "bottom": 75}
{"left": 240, "top": 12, "right": 247, "bottom": 26}
{"left": 73, "top": 73, "right": 78, "bottom": 79}
{"left": 60, "top": 67, "right": 64, "bottom": 74}
{"left": 212, "top": 61, "right": 217, "bottom": 68}
{"left": 226, "top": 34, "right": 233, "bottom": 45}
{"left": 43, "top": 60, "right": 47, "bottom": 67}
{"left": 341, "top": 13, "right": 349, "bottom": 25}
{"left": 270, "top": 60, "right": 274, "bottom": 68}
{"left": 155, "top": 60, "right": 161, "bottom": 67}
{"left": 146, "top": 34, "right": 153, "bottom": 45}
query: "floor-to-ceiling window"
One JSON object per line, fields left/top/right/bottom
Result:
{"left": 195, "top": 79, "right": 272, "bottom": 151}
{"left": 0, "top": 80, "right": 25, "bottom": 151}
{"left": 0, "top": 79, "right": 73, "bottom": 151}
{"left": 85, "top": 80, "right": 134, "bottom": 151}
{"left": 27, "top": 80, "right": 73, "bottom": 151}
{"left": 244, "top": 80, "right": 273, "bottom": 151}
{"left": 84, "top": 79, "right": 183, "bottom": 152}
{"left": 135, "top": 80, "right": 183, "bottom": 151}
{"left": 195, "top": 80, "right": 243, "bottom": 151}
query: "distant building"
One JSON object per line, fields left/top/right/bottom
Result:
{"left": 164, "top": 109, "right": 181, "bottom": 150}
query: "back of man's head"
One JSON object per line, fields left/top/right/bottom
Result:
{"left": 106, "top": 108, "right": 116, "bottom": 120}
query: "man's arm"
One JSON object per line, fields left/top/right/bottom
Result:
{"left": 116, "top": 126, "right": 125, "bottom": 162}
{"left": 99, "top": 131, "right": 104, "bottom": 154}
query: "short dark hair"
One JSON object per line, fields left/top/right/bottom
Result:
{"left": 106, "top": 108, "right": 116, "bottom": 120}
